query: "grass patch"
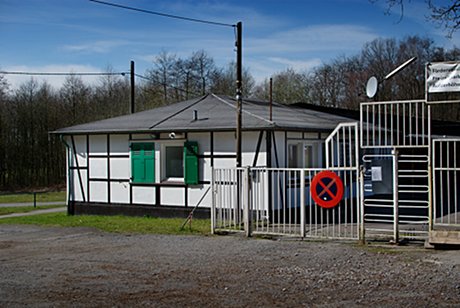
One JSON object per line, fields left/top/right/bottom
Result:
{"left": 0, "top": 204, "right": 65, "bottom": 215}
{"left": 0, "top": 191, "right": 66, "bottom": 203}
{"left": 0, "top": 212, "right": 211, "bottom": 235}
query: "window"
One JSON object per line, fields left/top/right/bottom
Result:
{"left": 164, "top": 145, "right": 184, "bottom": 180}
{"left": 303, "top": 144, "right": 318, "bottom": 168}
{"left": 160, "top": 141, "right": 199, "bottom": 184}
{"left": 287, "top": 141, "right": 323, "bottom": 168}
{"left": 130, "top": 141, "right": 199, "bottom": 185}
{"left": 288, "top": 144, "right": 300, "bottom": 168}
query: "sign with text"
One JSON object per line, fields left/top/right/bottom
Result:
{"left": 427, "top": 62, "right": 460, "bottom": 93}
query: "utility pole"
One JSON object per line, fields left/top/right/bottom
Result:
{"left": 236, "top": 21, "right": 242, "bottom": 167}
{"left": 130, "top": 60, "right": 135, "bottom": 114}
{"left": 269, "top": 77, "right": 273, "bottom": 121}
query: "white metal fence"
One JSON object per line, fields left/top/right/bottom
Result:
{"left": 211, "top": 167, "right": 245, "bottom": 233}
{"left": 432, "top": 139, "right": 460, "bottom": 228}
{"left": 212, "top": 122, "right": 360, "bottom": 240}
{"left": 211, "top": 167, "right": 360, "bottom": 240}
{"left": 211, "top": 101, "right": 460, "bottom": 243}
{"left": 362, "top": 151, "right": 430, "bottom": 241}
{"left": 360, "top": 100, "right": 429, "bottom": 148}
{"left": 326, "top": 122, "right": 359, "bottom": 169}
{"left": 360, "top": 99, "right": 431, "bottom": 241}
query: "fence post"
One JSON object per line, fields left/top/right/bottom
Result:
{"left": 300, "top": 169, "right": 306, "bottom": 238}
{"left": 244, "top": 166, "right": 252, "bottom": 237}
{"left": 428, "top": 116, "right": 433, "bottom": 233}
{"left": 392, "top": 148, "right": 399, "bottom": 244}
{"left": 33, "top": 192, "right": 37, "bottom": 208}
{"left": 359, "top": 166, "right": 366, "bottom": 244}
{"left": 211, "top": 168, "right": 216, "bottom": 234}
{"left": 428, "top": 105, "right": 433, "bottom": 232}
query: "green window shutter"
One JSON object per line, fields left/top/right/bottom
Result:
{"left": 184, "top": 141, "right": 199, "bottom": 185}
{"left": 131, "top": 143, "right": 155, "bottom": 183}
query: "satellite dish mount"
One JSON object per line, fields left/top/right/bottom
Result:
{"left": 365, "top": 57, "right": 417, "bottom": 99}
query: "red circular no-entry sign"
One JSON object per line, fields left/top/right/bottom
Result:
{"left": 310, "top": 171, "right": 344, "bottom": 209}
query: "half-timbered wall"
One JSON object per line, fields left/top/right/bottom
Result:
{"left": 65, "top": 130, "right": 328, "bottom": 209}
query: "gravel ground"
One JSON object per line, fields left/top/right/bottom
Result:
{"left": 0, "top": 224, "right": 459, "bottom": 307}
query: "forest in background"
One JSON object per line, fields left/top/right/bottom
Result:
{"left": 1, "top": 35, "right": 460, "bottom": 191}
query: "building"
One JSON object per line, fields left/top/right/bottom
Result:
{"left": 54, "top": 93, "right": 355, "bottom": 217}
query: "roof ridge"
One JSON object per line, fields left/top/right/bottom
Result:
{"left": 211, "top": 94, "right": 275, "bottom": 126}
{"left": 149, "top": 94, "right": 208, "bottom": 129}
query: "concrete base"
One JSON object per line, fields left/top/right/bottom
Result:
{"left": 428, "top": 230, "right": 460, "bottom": 246}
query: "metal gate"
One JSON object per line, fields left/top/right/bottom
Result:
{"left": 212, "top": 99, "right": 459, "bottom": 243}
{"left": 211, "top": 123, "right": 360, "bottom": 240}
{"left": 432, "top": 139, "right": 460, "bottom": 229}
{"left": 360, "top": 100, "right": 430, "bottom": 241}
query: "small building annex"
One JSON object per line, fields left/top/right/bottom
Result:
{"left": 54, "top": 93, "right": 355, "bottom": 217}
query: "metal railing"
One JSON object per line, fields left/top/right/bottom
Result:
{"left": 362, "top": 151, "right": 429, "bottom": 241}
{"left": 432, "top": 138, "right": 460, "bottom": 227}
{"left": 211, "top": 167, "right": 245, "bottom": 233}
{"left": 326, "top": 122, "right": 359, "bottom": 169}
{"left": 212, "top": 120, "right": 360, "bottom": 240}
{"left": 360, "top": 100, "right": 429, "bottom": 148}
{"left": 211, "top": 167, "right": 360, "bottom": 240}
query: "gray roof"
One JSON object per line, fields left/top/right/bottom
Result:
{"left": 54, "top": 94, "right": 355, "bottom": 135}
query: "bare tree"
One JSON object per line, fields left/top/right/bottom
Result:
{"left": 429, "top": 1, "right": 460, "bottom": 38}
{"left": 147, "top": 51, "right": 178, "bottom": 104}
{"left": 60, "top": 75, "right": 92, "bottom": 124}
{"left": 373, "top": 0, "right": 460, "bottom": 37}
{"left": 211, "top": 61, "right": 255, "bottom": 97}
{"left": 253, "top": 68, "right": 310, "bottom": 104}
{"left": 94, "top": 66, "right": 130, "bottom": 118}
{"left": 190, "top": 50, "right": 217, "bottom": 96}
{"left": 0, "top": 73, "right": 10, "bottom": 187}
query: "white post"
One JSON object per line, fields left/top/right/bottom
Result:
{"left": 392, "top": 148, "right": 399, "bottom": 244}
{"left": 359, "top": 166, "right": 365, "bottom": 244}
{"left": 300, "top": 169, "right": 306, "bottom": 238}
{"left": 211, "top": 167, "right": 216, "bottom": 234}
{"left": 428, "top": 105, "right": 433, "bottom": 232}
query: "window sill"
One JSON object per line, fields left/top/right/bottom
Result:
{"left": 130, "top": 181, "right": 186, "bottom": 187}
{"left": 161, "top": 179, "right": 184, "bottom": 185}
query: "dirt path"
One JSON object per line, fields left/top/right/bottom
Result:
{"left": 0, "top": 224, "right": 459, "bottom": 307}
{"left": 0, "top": 207, "right": 66, "bottom": 219}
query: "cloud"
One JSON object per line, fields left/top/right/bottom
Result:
{"left": 267, "top": 57, "right": 322, "bottom": 71}
{"left": 247, "top": 24, "right": 378, "bottom": 55}
{"left": 62, "top": 40, "right": 130, "bottom": 53}
{"left": 163, "top": 1, "right": 285, "bottom": 30}
{"left": 2, "top": 64, "right": 118, "bottom": 90}
{"left": 247, "top": 57, "right": 322, "bottom": 83}
{"left": 242, "top": 24, "right": 378, "bottom": 82}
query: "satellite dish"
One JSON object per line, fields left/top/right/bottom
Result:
{"left": 366, "top": 76, "right": 378, "bottom": 99}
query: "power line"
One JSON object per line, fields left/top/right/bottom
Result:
{"left": 0, "top": 71, "right": 128, "bottom": 76}
{"left": 89, "top": 0, "right": 235, "bottom": 28}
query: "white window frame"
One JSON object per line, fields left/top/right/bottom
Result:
{"left": 287, "top": 140, "right": 324, "bottom": 168}
{"left": 160, "top": 140, "right": 185, "bottom": 183}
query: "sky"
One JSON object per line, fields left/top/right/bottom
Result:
{"left": 1, "top": 0, "right": 459, "bottom": 90}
